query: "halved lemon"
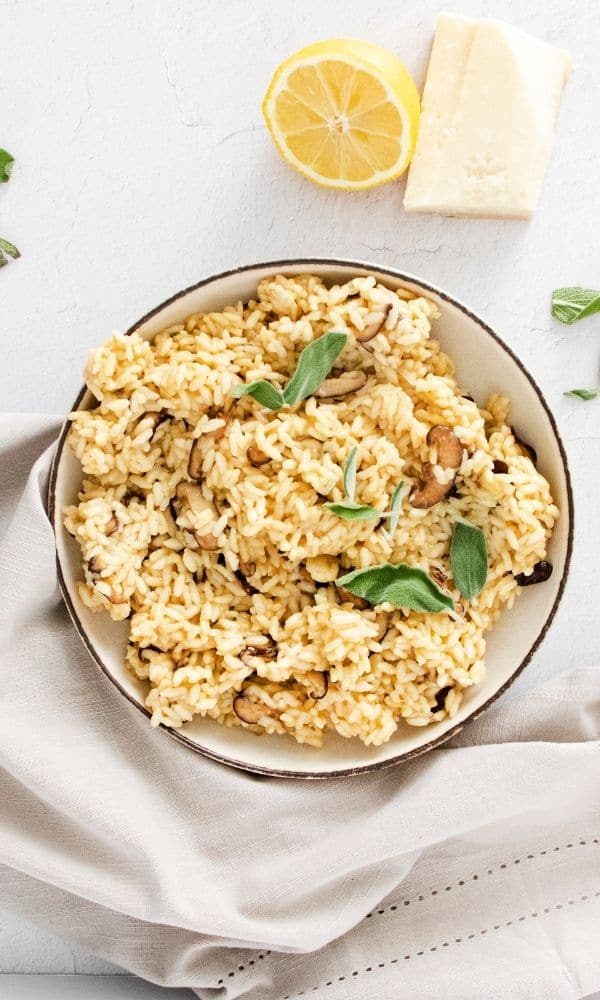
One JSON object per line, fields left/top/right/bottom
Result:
{"left": 262, "top": 38, "right": 420, "bottom": 191}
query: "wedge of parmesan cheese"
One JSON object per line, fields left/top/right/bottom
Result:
{"left": 403, "top": 14, "right": 572, "bottom": 219}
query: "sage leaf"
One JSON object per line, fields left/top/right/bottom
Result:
{"left": 282, "top": 331, "right": 347, "bottom": 406}
{"left": 450, "top": 517, "right": 487, "bottom": 600}
{"left": 343, "top": 446, "right": 358, "bottom": 502}
{"left": 552, "top": 287, "right": 600, "bottom": 325}
{"left": 387, "top": 481, "right": 404, "bottom": 540}
{"left": 231, "top": 379, "right": 285, "bottom": 411}
{"left": 564, "top": 387, "right": 600, "bottom": 401}
{"left": 337, "top": 563, "right": 455, "bottom": 614}
{"left": 0, "top": 149, "right": 14, "bottom": 183}
{"left": 232, "top": 331, "right": 347, "bottom": 411}
{"left": 324, "top": 501, "right": 381, "bottom": 521}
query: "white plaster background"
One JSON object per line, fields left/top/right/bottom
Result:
{"left": 1, "top": 0, "right": 599, "bottom": 991}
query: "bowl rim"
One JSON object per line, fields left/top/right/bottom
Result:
{"left": 48, "top": 256, "right": 574, "bottom": 779}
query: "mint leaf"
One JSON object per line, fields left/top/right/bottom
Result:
{"left": 232, "top": 331, "right": 347, "bottom": 411}
{"left": 324, "top": 501, "right": 381, "bottom": 521}
{"left": 552, "top": 287, "right": 600, "bottom": 325}
{"left": 0, "top": 237, "right": 20, "bottom": 267}
{"left": 343, "top": 446, "right": 358, "bottom": 502}
{"left": 450, "top": 518, "right": 487, "bottom": 600}
{"left": 564, "top": 387, "right": 600, "bottom": 401}
{"left": 0, "top": 149, "right": 14, "bottom": 183}
{"left": 387, "top": 481, "right": 404, "bottom": 540}
{"left": 282, "top": 331, "right": 347, "bottom": 406}
{"left": 231, "top": 380, "right": 284, "bottom": 411}
{"left": 337, "top": 563, "right": 454, "bottom": 614}
{"left": 0, "top": 151, "right": 20, "bottom": 267}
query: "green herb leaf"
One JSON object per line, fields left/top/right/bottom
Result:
{"left": 450, "top": 517, "right": 488, "bottom": 600}
{"left": 324, "top": 501, "right": 382, "bottom": 521}
{"left": 232, "top": 331, "right": 348, "bottom": 411}
{"left": 0, "top": 238, "right": 20, "bottom": 267}
{"left": 0, "top": 238, "right": 20, "bottom": 259}
{"left": 564, "top": 387, "right": 600, "bottom": 401}
{"left": 282, "top": 331, "right": 347, "bottom": 406}
{"left": 0, "top": 149, "right": 14, "bottom": 183}
{"left": 337, "top": 563, "right": 455, "bottom": 614}
{"left": 231, "top": 379, "right": 285, "bottom": 411}
{"left": 551, "top": 287, "right": 600, "bottom": 325}
{"left": 343, "top": 447, "right": 358, "bottom": 502}
{"left": 387, "top": 481, "right": 404, "bottom": 540}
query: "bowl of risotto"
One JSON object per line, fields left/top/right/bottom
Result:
{"left": 49, "top": 259, "right": 573, "bottom": 777}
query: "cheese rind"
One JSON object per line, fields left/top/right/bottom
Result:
{"left": 403, "top": 15, "right": 572, "bottom": 219}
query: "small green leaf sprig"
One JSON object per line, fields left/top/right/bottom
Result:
{"left": 564, "top": 387, "right": 600, "bottom": 401}
{"left": 324, "top": 447, "right": 404, "bottom": 538}
{"left": 0, "top": 148, "right": 14, "bottom": 182}
{"left": 0, "top": 148, "right": 20, "bottom": 267}
{"left": 232, "top": 330, "right": 347, "bottom": 411}
{"left": 552, "top": 287, "right": 600, "bottom": 325}
{"left": 551, "top": 287, "right": 600, "bottom": 400}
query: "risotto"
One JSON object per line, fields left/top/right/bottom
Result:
{"left": 64, "top": 273, "right": 558, "bottom": 748}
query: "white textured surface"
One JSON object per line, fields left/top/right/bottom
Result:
{"left": 1, "top": 0, "right": 599, "bottom": 989}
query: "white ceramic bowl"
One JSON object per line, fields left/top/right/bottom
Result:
{"left": 49, "top": 259, "right": 573, "bottom": 778}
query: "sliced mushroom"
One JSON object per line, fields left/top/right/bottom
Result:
{"left": 105, "top": 515, "right": 119, "bottom": 536}
{"left": 130, "top": 410, "right": 170, "bottom": 438}
{"left": 232, "top": 693, "right": 276, "bottom": 725}
{"left": 240, "top": 643, "right": 278, "bottom": 665}
{"left": 433, "top": 685, "right": 452, "bottom": 712}
{"left": 235, "top": 569, "right": 258, "bottom": 596}
{"left": 304, "top": 670, "right": 329, "bottom": 699}
{"left": 194, "top": 531, "right": 220, "bottom": 552}
{"left": 123, "top": 490, "right": 146, "bottom": 507}
{"left": 247, "top": 444, "right": 270, "bottom": 466}
{"left": 205, "top": 406, "right": 230, "bottom": 440}
{"left": 493, "top": 460, "right": 509, "bottom": 475}
{"left": 174, "top": 482, "right": 221, "bottom": 550}
{"left": 515, "top": 561, "right": 553, "bottom": 586}
{"left": 513, "top": 433, "right": 538, "bottom": 466}
{"left": 314, "top": 370, "right": 367, "bottom": 399}
{"left": 187, "top": 439, "right": 203, "bottom": 480}
{"left": 335, "top": 584, "right": 370, "bottom": 610}
{"left": 372, "top": 611, "right": 389, "bottom": 642}
{"left": 356, "top": 304, "right": 392, "bottom": 345}
{"left": 411, "top": 426, "right": 464, "bottom": 509}
{"left": 239, "top": 559, "right": 256, "bottom": 577}
{"left": 429, "top": 566, "right": 447, "bottom": 588}
{"left": 162, "top": 504, "right": 178, "bottom": 535}
{"left": 88, "top": 555, "right": 104, "bottom": 575}
{"left": 175, "top": 481, "right": 208, "bottom": 515}
{"left": 138, "top": 644, "right": 164, "bottom": 662}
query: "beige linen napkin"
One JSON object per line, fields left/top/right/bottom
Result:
{"left": 0, "top": 415, "right": 598, "bottom": 1000}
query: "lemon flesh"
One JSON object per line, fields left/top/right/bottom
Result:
{"left": 262, "top": 38, "right": 420, "bottom": 190}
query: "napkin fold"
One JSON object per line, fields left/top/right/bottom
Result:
{"left": 0, "top": 415, "right": 598, "bottom": 1000}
